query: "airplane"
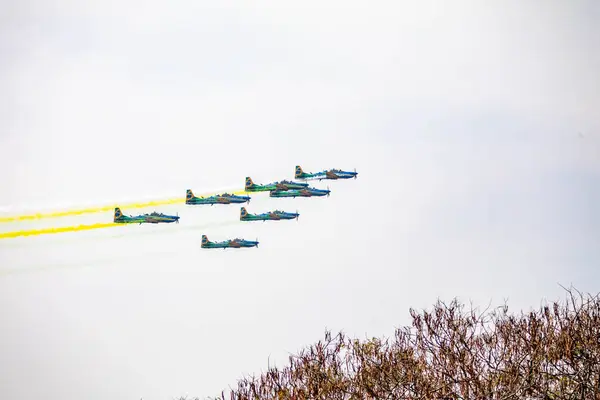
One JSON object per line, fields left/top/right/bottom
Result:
{"left": 269, "top": 187, "right": 330, "bottom": 198}
{"left": 186, "top": 189, "right": 251, "bottom": 205}
{"left": 113, "top": 207, "right": 180, "bottom": 224}
{"left": 201, "top": 234, "right": 259, "bottom": 249}
{"left": 240, "top": 206, "right": 299, "bottom": 222}
{"left": 245, "top": 177, "right": 309, "bottom": 192}
{"left": 295, "top": 165, "right": 358, "bottom": 181}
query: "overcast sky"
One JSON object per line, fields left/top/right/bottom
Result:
{"left": 1, "top": 1, "right": 599, "bottom": 399}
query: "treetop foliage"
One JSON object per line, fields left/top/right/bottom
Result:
{"left": 183, "top": 286, "right": 600, "bottom": 400}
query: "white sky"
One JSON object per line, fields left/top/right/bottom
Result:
{"left": 1, "top": 1, "right": 599, "bottom": 399}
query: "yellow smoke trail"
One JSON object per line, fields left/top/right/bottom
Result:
{"left": 0, "top": 222, "right": 124, "bottom": 239}
{"left": 0, "top": 218, "right": 243, "bottom": 241}
{"left": 0, "top": 189, "right": 251, "bottom": 223}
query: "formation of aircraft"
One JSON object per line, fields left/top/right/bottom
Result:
{"left": 111, "top": 165, "right": 356, "bottom": 249}
{"left": 201, "top": 234, "right": 259, "bottom": 249}
{"left": 240, "top": 207, "right": 299, "bottom": 222}
{"left": 113, "top": 207, "right": 180, "bottom": 224}
{"left": 185, "top": 189, "right": 251, "bottom": 205}
{"left": 295, "top": 165, "right": 358, "bottom": 181}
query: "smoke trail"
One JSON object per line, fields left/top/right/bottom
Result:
{"left": 0, "top": 219, "right": 240, "bottom": 245}
{"left": 0, "top": 222, "right": 125, "bottom": 239}
{"left": 0, "top": 187, "right": 254, "bottom": 223}
{"left": 0, "top": 247, "right": 181, "bottom": 277}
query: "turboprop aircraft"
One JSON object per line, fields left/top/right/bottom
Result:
{"left": 239, "top": 206, "right": 299, "bottom": 222}
{"left": 186, "top": 189, "right": 250, "bottom": 205}
{"left": 113, "top": 207, "right": 180, "bottom": 224}
{"left": 269, "top": 187, "right": 330, "bottom": 198}
{"left": 294, "top": 165, "right": 358, "bottom": 181}
{"left": 244, "top": 177, "right": 309, "bottom": 192}
{"left": 201, "top": 234, "right": 259, "bottom": 249}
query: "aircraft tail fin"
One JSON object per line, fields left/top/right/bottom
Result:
{"left": 240, "top": 207, "right": 248, "bottom": 220}
{"left": 295, "top": 165, "right": 303, "bottom": 178}
{"left": 201, "top": 234, "right": 209, "bottom": 246}
{"left": 245, "top": 177, "right": 254, "bottom": 189}
{"left": 186, "top": 189, "right": 194, "bottom": 203}
{"left": 114, "top": 207, "right": 123, "bottom": 222}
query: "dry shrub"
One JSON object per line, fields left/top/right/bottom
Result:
{"left": 203, "top": 286, "right": 599, "bottom": 400}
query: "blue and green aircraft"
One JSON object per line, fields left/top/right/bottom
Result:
{"left": 295, "top": 165, "right": 358, "bottom": 181}
{"left": 240, "top": 206, "right": 299, "bottom": 222}
{"left": 201, "top": 234, "right": 259, "bottom": 249}
{"left": 113, "top": 207, "right": 180, "bottom": 224}
{"left": 186, "top": 189, "right": 250, "bottom": 205}
{"left": 269, "top": 187, "right": 330, "bottom": 198}
{"left": 245, "top": 177, "right": 309, "bottom": 192}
